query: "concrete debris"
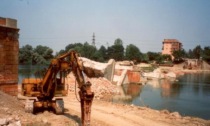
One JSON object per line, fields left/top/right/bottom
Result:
{"left": 137, "top": 63, "right": 152, "bottom": 68}
{"left": 166, "top": 72, "right": 176, "bottom": 78}
{"left": 142, "top": 68, "right": 177, "bottom": 79}
{"left": 87, "top": 77, "right": 119, "bottom": 99}
{"left": 142, "top": 68, "right": 165, "bottom": 79}
{"left": 119, "top": 61, "right": 134, "bottom": 66}
{"left": 115, "top": 62, "right": 133, "bottom": 70}
{"left": 115, "top": 69, "right": 128, "bottom": 86}
{"left": 81, "top": 57, "right": 108, "bottom": 71}
{"left": 160, "top": 109, "right": 170, "bottom": 114}
{"left": 0, "top": 118, "right": 8, "bottom": 125}
{"left": 66, "top": 73, "right": 119, "bottom": 99}
{"left": 170, "top": 112, "right": 182, "bottom": 118}
{"left": 0, "top": 117, "right": 21, "bottom": 126}
{"left": 80, "top": 57, "right": 115, "bottom": 81}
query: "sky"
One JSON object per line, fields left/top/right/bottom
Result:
{"left": 0, "top": 0, "right": 210, "bottom": 53}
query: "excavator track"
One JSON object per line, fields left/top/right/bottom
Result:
{"left": 54, "top": 99, "right": 64, "bottom": 114}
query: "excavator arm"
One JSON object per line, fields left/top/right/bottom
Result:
{"left": 40, "top": 50, "right": 94, "bottom": 126}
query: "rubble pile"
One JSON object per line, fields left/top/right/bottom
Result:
{"left": 66, "top": 73, "right": 119, "bottom": 99}
{"left": 0, "top": 117, "right": 21, "bottom": 126}
{"left": 87, "top": 77, "right": 119, "bottom": 99}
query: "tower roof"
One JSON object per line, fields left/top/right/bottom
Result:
{"left": 163, "top": 39, "right": 181, "bottom": 43}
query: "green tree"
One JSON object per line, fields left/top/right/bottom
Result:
{"left": 156, "top": 55, "right": 164, "bottom": 64}
{"left": 193, "top": 45, "right": 202, "bottom": 59}
{"left": 19, "top": 44, "right": 54, "bottom": 65}
{"left": 125, "top": 44, "right": 142, "bottom": 62}
{"left": 98, "top": 45, "right": 107, "bottom": 61}
{"left": 65, "top": 43, "right": 83, "bottom": 52}
{"left": 34, "top": 45, "right": 53, "bottom": 58}
{"left": 33, "top": 45, "right": 53, "bottom": 64}
{"left": 81, "top": 42, "right": 96, "bottom": 59}
{"left": 56, "top": 49, "right": 65, "bottom": 56}
{"left": 19, "top": 44, "right": 33, "bottom": 64}
{"left": 146, "top": 52, "right": 171, "bottom": 64}
{"left": 114, "top": 38, "right": 123, "bottom": 45}
{"left": 147, "top": 52, "right": 159, "bottom": 61}
{"left": 153, "top": 54, "right": 172, "bottom": 64}
{"left": 187, "top": 49, "right": 193, "bottom": 58}
{"left": 91, "top": 45, "right": 108, "bottom": 62}
{"left": 172, "top": 49, "right": 186, "bottom": 63}
{"left": 92, "top": 50, "right": 104, "bottom": 62}
{"left": 141, "top": 53, "right": 149, "bottom": 63}
{"left": 162, "top": 54, "right": 172, "bottom": 61}
{"left": 107, "top": 39, "right": 124, "bottom": 61}
{"left": 72, "top": 44, "right": 83, "bottom": 54}
{"left": 55, "top": 43, "right": 83, "bottom": 57}
{"left": 203, "top": 46, "right": 210, "bottom": 63}
{"left": 33, "top": 52, "right": 47, "bottom": 64}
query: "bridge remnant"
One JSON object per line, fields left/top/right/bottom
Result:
{"left": 0, "top": 17, "right": 19, "bottom": 95}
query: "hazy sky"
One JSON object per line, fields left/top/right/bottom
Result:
{"left": 1, "top": 0, "right": 210, "bottom": 53}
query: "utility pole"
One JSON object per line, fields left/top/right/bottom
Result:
{"left": 92, "top": 33, "right": 95, "bottom": 47}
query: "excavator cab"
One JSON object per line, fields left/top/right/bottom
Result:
{"left": 22, "top": 69, "right": 69, "bottom": 114}
{"left": 21, "top": 71, "right": 68, "bottom": 97}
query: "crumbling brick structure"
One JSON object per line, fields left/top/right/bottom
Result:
{"left": 0, "top": 17, "right": 19, "bottom": 95}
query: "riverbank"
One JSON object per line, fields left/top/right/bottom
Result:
{"left": 152, "top": 62, "right": 210, "bottom": 79}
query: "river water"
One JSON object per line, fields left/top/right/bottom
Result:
{"left": 113, "top": 72, "right": 210, "bottom": 120}
{"left": 18, "top": 65, "right": 47, "bottom": 83}
{"left": 18, "top": 65, "right": 210, "bottom": 119}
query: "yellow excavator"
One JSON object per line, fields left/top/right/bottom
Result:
{"left": 21, "top": 50, "right": 95, "bottom": 126}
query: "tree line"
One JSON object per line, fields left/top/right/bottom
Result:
{"left": 19, "top": 38, "right": 210, "bottom": 65}
{"left": 19, "top": 45, "right": 53, "bottom": 65}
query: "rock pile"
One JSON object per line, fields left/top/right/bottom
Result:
{"left": 66, "top": 73, "right": 119, "bottom": 99}
{"left": 142, "top": 68, "right": 177, "bottom": 79}
{"left": 87, "top": 77, "right": 119, "bottom": 99}
{"left": 0, "top": 117, "right": 21, "bottom": 126}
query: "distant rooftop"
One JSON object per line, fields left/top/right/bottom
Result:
{"left": 163, "top": 39, "right": 181, "bottom": 43}
{"left": 0, "top": 17, "right": 18, "bottom": 29}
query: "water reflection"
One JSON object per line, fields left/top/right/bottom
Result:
{"left": 145, "top": 78, "right": 183, "bottom": 98}
{"left": 18, "top": 65, "right": 47, "bottom": 83}
{"left": 161, "top": 79, "right": 182, "bottom": 98}
{"left": 122, "top": 83, "right": 142, "bottom": 98}
{"left": 112, "top": 83, "right": 143, "bottom": 104}
{"left": 178, "top": 73, "right": 210, "bottom": 96}
{"left": 113, "top": 72, "right": 210, "bottom": 119}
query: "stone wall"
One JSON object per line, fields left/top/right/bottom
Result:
{"left": 0, "top": 17, "right": 19, "bottom": 95}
